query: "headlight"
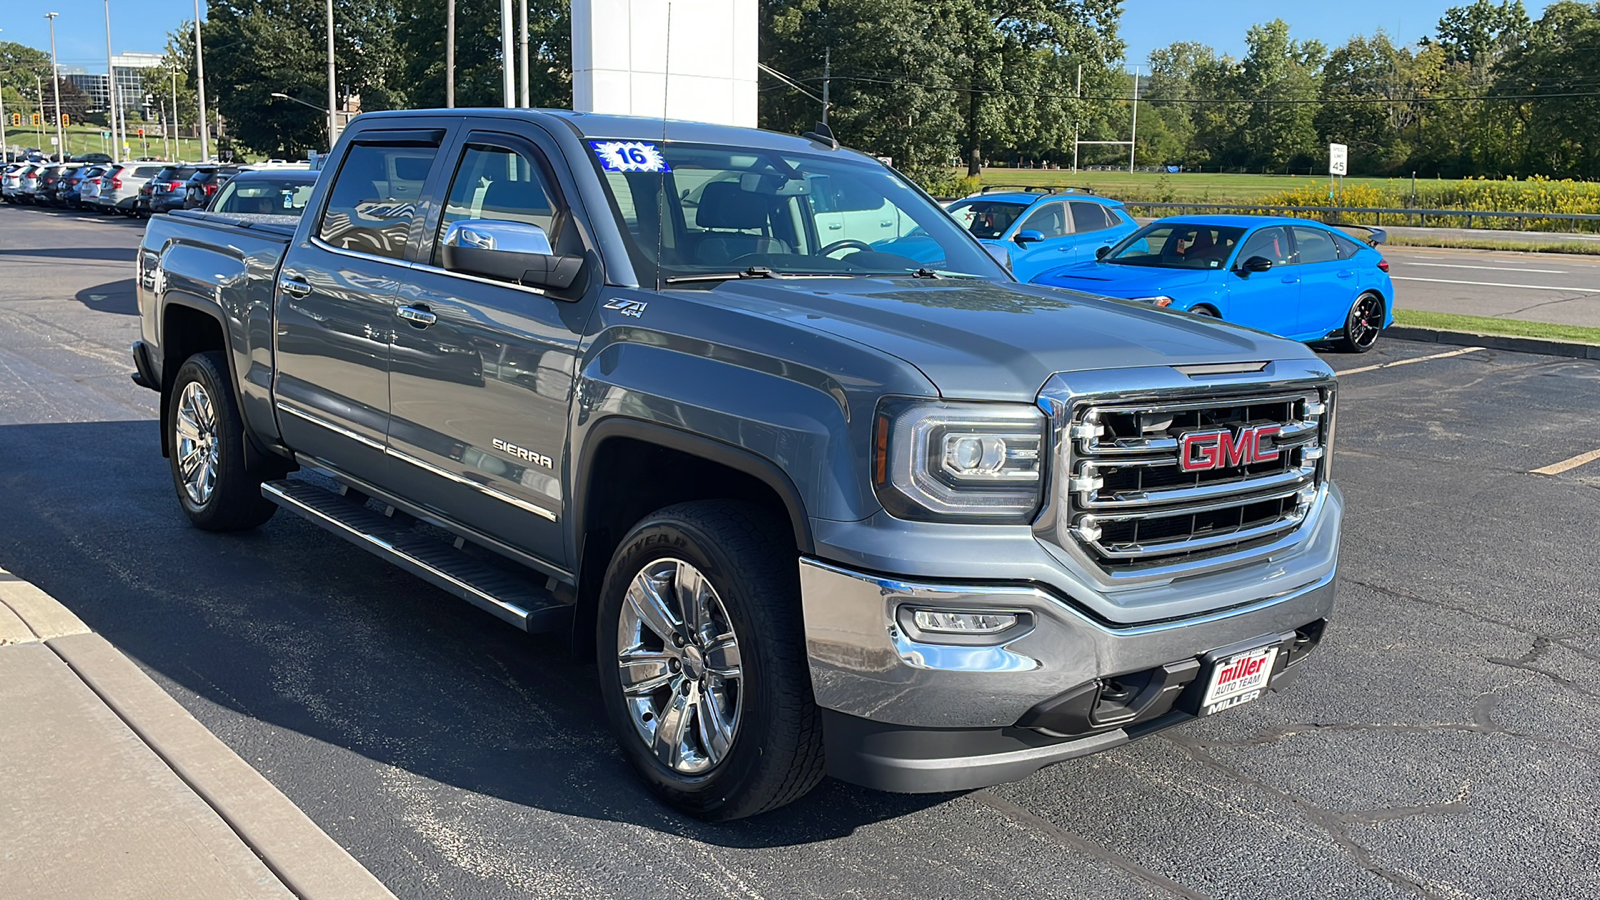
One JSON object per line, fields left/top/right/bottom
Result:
{"left": 1131, "top": 295, "right": 1175, "bottom": 307}
{"left": 873, "top": 399, "right": 1047, "bottom": 522}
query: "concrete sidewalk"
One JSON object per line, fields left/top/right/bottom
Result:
{"left": 0, "top": 568, "right": 396, "bottom": 900}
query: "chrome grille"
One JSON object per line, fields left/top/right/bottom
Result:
{"left": 1058, "top": 386, "right": 1331, "bottom": 573}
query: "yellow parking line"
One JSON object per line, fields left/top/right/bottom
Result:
{"left": 1531, "top": 448, "right": 1600, "bottom": 476}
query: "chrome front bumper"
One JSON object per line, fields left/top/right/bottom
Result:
{"left": 799, "top": 486, "right": 1340, "bottom": 791}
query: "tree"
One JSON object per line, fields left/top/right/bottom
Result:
{"left": 393, "top": 0, "right": 570, "bottom": 110}
{"left": 1316, "top": 32, "right": 1410, "bottom": 173}
{"left": 1237, "top": 20, "right": 1324, "bottom": 171}
{"left": 1493, "top": 1, "right": 1600, "bottom": 177}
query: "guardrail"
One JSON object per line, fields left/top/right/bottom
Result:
{"left": 1121, "top": 201, "right": 1600, "bottom": 234}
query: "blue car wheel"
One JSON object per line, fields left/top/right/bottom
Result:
{"left": 1337, "top": 292, "right": 1385, "bottom": 353}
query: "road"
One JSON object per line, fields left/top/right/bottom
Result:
{"left": 2, "top": 204, "right": 1599, "bottom": 899}
{"left": 1384, "top": 245, "right": 1600, "bottom": 328}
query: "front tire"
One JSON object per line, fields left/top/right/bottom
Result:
{"left": 1338, "top": 292, "right": 1385, "bottom": 353}
{"left": 596, "top": 501, "right": 824, "bottom": 820}
{"left": 166, "top": 351, "right": 277, "bottom": 531}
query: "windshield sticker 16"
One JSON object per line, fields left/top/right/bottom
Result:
{"left": 591, "top": 141, "right": 671, "bottom": 174}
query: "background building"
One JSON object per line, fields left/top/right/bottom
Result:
{"left": 56, "top": 53, "right": 166, "bottom": 120}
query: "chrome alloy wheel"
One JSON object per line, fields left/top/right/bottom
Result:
{"left": 173, "top": 381, "right": 220, "bottom": 507}
{"left": 1350, "top": 294, "right": 1384, "bottom": 349}
{"left": 616, "top": 558, "right": 744, "bottom": 775}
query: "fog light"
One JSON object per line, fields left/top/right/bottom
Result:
{"left": 909, "top": 609, "right": 1019, "bottom": 634}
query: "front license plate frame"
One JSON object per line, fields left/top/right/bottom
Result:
{"left": 1199, "top": 644, "right": 1278, "bottom": 716}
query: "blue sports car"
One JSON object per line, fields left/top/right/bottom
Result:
{"left": 875, "top": 187, "right": 1138, "bottom": 282}
{"left": 1033, "top": 215, "right": 1395, "bottom": 352}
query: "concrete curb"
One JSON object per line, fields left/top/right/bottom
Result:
{"left": 0, "top": 567, "right": 397, "bottom": 900}
{"left": 1386, "top": 325, "right": 1600, "bottom": 361}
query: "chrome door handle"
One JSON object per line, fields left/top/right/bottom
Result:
{"left": 396, "top": 305, "right": 438, "bottom": 327}
{"left": 827, "top": 223, "right": 843, "bottom": 230}
{"left": 1337, "top": 270, "right": 1355, "bottom": 278}
{"left": 279, "top": 278, "right": 311, "bottom": 297}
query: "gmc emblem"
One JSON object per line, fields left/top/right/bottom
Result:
{"left": 1179, "top": 424, "right": 1281, "bottom": 473}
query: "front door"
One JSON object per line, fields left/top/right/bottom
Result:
{"left": 385, "top": 129, "right": 595, "bottom": 570}
{"left": 1011, "top": 200, "right": 1072, "bottom": 281}
{"left": 274, "top": 137, "right": 446, "bottom": 484}
{"left": 1225, "top": 226, "right": 1300, "bottom": 336}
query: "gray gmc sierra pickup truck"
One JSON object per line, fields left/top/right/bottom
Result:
{"left": 134, "top": 109, "right": 1341, "bottom": 820}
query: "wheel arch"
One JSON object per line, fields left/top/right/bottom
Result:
{"left": 569, "top": 417, "right": 814, "bottom": 658}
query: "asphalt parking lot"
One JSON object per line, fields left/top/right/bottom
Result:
{"left": 1, "top": 204, "right": 1598, "bottom": 899}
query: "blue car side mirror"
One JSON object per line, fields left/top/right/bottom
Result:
{"left": 1014, "top": 230, "right": 1044, "bottom": 245}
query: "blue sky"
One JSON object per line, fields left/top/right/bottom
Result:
{"left": 2, "top": 1, "right": 1559, "bottom": 73}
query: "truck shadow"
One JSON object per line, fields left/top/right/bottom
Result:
{"left": 0, "top": 419, "right": 951, "bottom": 848}
{"left": 75, "top": 278, "right": 137, "bottom": 315}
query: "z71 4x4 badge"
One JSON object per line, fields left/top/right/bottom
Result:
{"left": 603, "top": 298, "right": 648, "bottom": 318}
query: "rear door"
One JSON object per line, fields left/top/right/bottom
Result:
{"left": 1225, "top": 225, "right": 1299, "bottom": 336}
{"left": 1288, "top": 225, "right": 1348, "bottom": 338}
{"left": 383, "top": 124, "right": 598, "bottom": 570}
{"left": 273, "top": 130, "right": 449, "bottom": 485}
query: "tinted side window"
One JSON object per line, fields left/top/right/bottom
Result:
{"left": 1020, "top": 201, "right": 1070, "bottom": 238}
{"left": 1237, "top": 227, "right": 1293, "bottom": 266}
{"left": 1291, "top": 226, "right": 1339, "bottom": 264}
{"left": 433, "top": 144, "right": 559, "bottom": 268}
{"left": 1069, "top": 201, "right": 1112, "bottom": 233}
{"left": 1332, "top": 232, "right": 1367, "bottom": 260}
{"left": 317, "top": 143, "right": 438, "bottom": 260}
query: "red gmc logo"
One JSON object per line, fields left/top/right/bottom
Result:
{"left": 1179, "top": 424, "right": 1281, "bottom": 473}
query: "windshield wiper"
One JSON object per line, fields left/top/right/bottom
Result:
{"left": 664, "top": 266, "right": 782, "bottom": 284}
{"left": 910, "top": 268, "right": 943, "bottom": 279}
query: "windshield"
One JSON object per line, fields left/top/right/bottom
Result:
{"left": 1104, "top": 222, "right": 1249, "bottom": 270}
{"left": 945, "top": 199, "right": 1029, "bottom": 240}
{"left": 212, "top": 176, "right": 316, "bottom": 215}
{"left": 588, "top": 140, "right": 1008, "bottom": 284}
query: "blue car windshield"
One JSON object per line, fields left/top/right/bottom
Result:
{"left": 589, "top": 141, "right": 1008, "bottom": 283}
{"left": 1105, "top": 223, "right": 1248, "bottom": 270}
{"left": 945, "top": 199, "right": 1029, "bottom": 239}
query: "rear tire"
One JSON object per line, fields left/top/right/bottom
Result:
{"left": 166, "top": 351, "right": 277, "bottom": 531}
{"left": 1337, "top": 292, "right": 1385, "bottom": 353}
{"left": 596, "top": 500, "right": 824, "bottom": 821}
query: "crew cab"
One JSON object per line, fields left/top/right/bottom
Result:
{"left": 134, "top": 109, "right": 1342, "bottom": 820}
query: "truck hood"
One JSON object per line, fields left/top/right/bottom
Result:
{"left": 1034, "top": 263, "right": 1216, "bottom": 298}
{"left": 696, "top": 277, "right": 1312, "bottom": 400}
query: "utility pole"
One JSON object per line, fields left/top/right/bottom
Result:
{"left": 326, "top": 0, "right": 338, "bottom": 148}
{"left": 1072, "top": 63, "right": 1081, "bottom": 173}
{"left": 1128, "top": 66, "right": 1140, "bottom": 175}
{"left": 45, "top": 13, "right": 65, "bottom": 161}
{"left": 0, "top": 80, "right": 8, "bottom": 163}
{"left": 104, "top": 0, "right": 120, "bottom": 163}
{"left": 36, "top": 74, "right": 46, "bottom": 149}
{"left": 169, "top": 65, "right": 178, "bottom": 159}
{"left": 500, "top": 0, "right": 515, "bottom": 107}
{"left": 446, "top": 0, "right": 455, "bottom": 107}
{"left": 518, "top": 0, "right": 529, "bottom": 107}
{"left": 194, "top": 0, "right": 210, "bottom": 161}
{"left": 821, "top": 47, "right": 830, "bottom": 125}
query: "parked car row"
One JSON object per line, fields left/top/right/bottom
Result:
{"left": 2, "top": 158, "right": 314, "bottom": 219}
{"left": 931, "top": 185, "right": 1395, "bottom": 352}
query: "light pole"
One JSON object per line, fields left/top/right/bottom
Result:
{"left": 446, "top": 0, "right": 455, "bottom": 107}
{"left": 0, "top": 32, "right": 8, "bottom": 161}
{"left": 45, "top": 13, "right": 65, "bottom": 160}
{"left": 270, "top": 91, "right": 336, "bottom": 149}
{"left": 194, "top": 0, "right": 210, "bottom": 161}
{"left": 325, "top": 0, "right": 337, "bottom": 147}
{"left": 103, "top": 1, "right": 120, "bottom": 162}
{"left": 170, "top": 65, "right": 179, "bottom": 159}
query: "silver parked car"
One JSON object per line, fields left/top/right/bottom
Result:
{"left": 95, "top": 163, "right": 167, "bottom": 216}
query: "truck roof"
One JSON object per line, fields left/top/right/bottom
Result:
{"left": 354, "top": 108, "right": 871, "bottom": 162}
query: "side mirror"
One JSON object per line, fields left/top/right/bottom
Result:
{"left": 1239, "top": 255, "right": 1273, "bottom": 273}
{"left": 983, "top": 243, "right": 1013, "bottom": 272}
{"left": 1014, "top": 229, "right": 1045, "bottom": 245}
{"left": 441, "top": 220, "right": 583, "bottom": 291}
{"left": 1095, "top": 245, "right": 1112, "bottom": 260}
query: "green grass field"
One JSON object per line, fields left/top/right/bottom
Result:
{"left": 8, "top": 123, "right": 215, "bottom": 162}
{"left": 1393, "top": 309, "right": 1600, "bottom": 345}
{"left": 966, "top": 168, "right": 1416, "bottom": 204}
